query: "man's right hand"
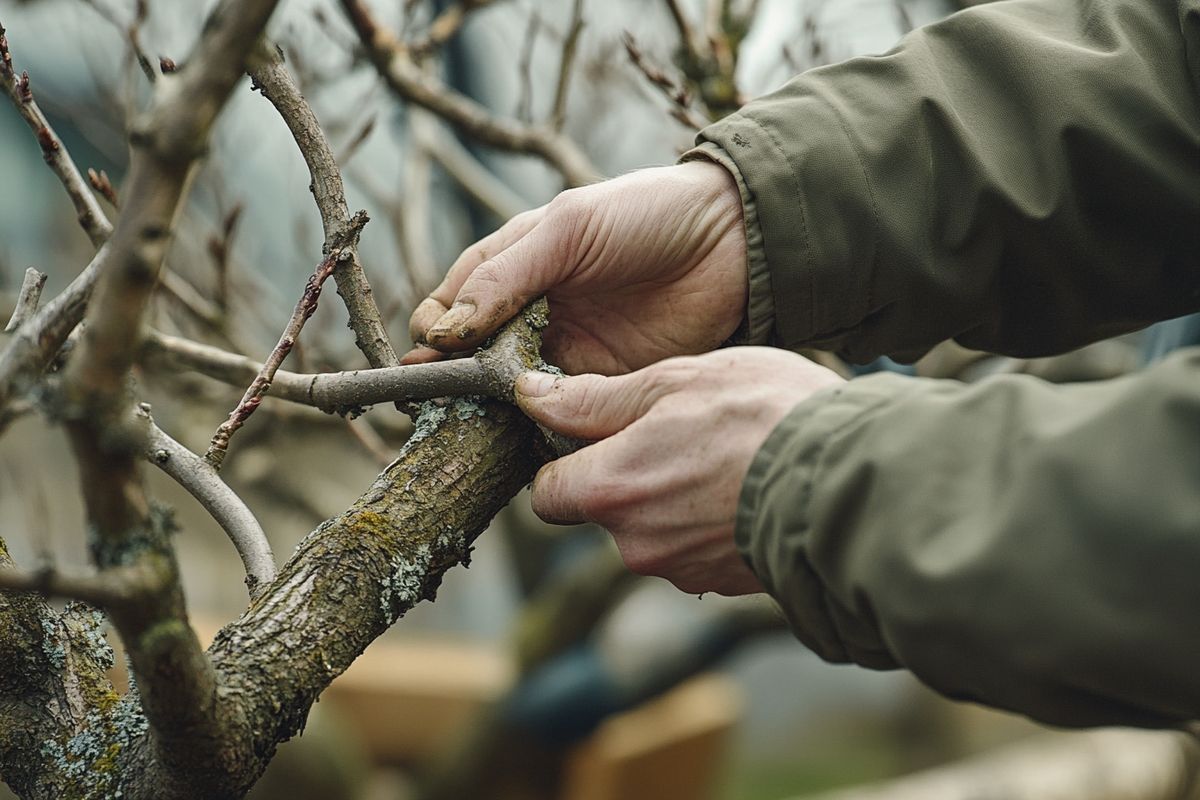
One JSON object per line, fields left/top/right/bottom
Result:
{"left": 404, "top": 160, "right": 748, "bottom": 375}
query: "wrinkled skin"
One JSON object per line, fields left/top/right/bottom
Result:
{"left": 406, "top": 161, "right": 847, "bottom": 594}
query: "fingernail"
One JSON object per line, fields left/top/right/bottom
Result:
{"left": 427, "top": 302, "right": 476, "bottom": 341}
{"left": 517, "top": 371, "right": 558, "bottom": 398}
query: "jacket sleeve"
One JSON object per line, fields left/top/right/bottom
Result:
{"left": 737, "top": 347, "right": 1200, "bottom": 728}
{"left": 686, "top": 0, "right": 1200, "bottom": 363}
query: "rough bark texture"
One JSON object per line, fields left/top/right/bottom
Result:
{"left": 0, "top": 306, "right": 554, "bottom": 799}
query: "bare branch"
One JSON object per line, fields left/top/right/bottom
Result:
{"left": 158, "top": 267, "right": 226, "bottom": 330}
{"left": 4, "top": 268, "right": 47, "bottom": 333}
{"left": 137, "top": 404, "right": 276, "bottom": 598}
{"left": 0, "top": 25, "right": 112, "bottom": 247}
{"left": 418, "top": 117, "right": 530, "bottom": 221}
{"left": 409, "top": 0, "right": 498, "bottom": 59}
{"left": 0, "top": 562, "right": 150, "bottom": 608}
{"left": 248, "top": 44, "right": 401, "bottom": 370}
{"left": 514, "top": 10, "right": 542, "bottom": 124}
{"left": 623, "top": 32, "right": 711, "bottom": 131}
{"left": 52, "top": 0, "right": 285, "bottom": 786}
{"left": 550, "top": 0, "right": 586, "bottom": 131}
{"left": 664, "top": 0, "right": 709, "bottom": 65}
{"left": 205, "top": 214, "right": 368, "bottom": 469}
{"left": 0, "top": 248, "right": 104, "bottom": 432}
{"left": 402, "top": 106, "right": 440, "bottom": 294}
{"left": 145, "top": 328, "right": 488, "bottom": 411}
{"left": 340, "top": 0, "right": 600, "bottom": 188}
{"left": 345, "top": 415, "right": 393, "bottom": 466}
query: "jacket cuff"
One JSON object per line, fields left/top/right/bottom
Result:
{"left": 690, "top": 96, "right": 876, "bottom": 350}
{"left": 735, "top": 374, "right": 910, "bottom": 665}
{"left": 680, "top": 142, "right": 776, "bottom": 345}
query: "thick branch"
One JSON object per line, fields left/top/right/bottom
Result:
{"left": 0, "top": 537, "right": 124, "bottom": 800}
{"left": 50, "top": 0, "right": 283, "bottom": 789}
{"left": 248, "top": 44, "right": 400, "bottom": 369}
{"left": 138, "top": 405, "right": 276, "bottom": 598}
{"left": 340, "top": 0, "right": 600, "bottom": 188}
{"left": 206, "top": 353, "right": 551, "bottom": 799}
{"left": 4, "top": 267, "right": 47, "bottom": 333}
{"left": 205, "top": 213, "right": 367, "bottom": 469}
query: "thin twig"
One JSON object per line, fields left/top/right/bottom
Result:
{"left": 248, "top": 43, "right": 401, "bottom": 370}
{"left": 137, "top": 403, "right": 275, "bottom": 598}
{"left": 402, "top": 106, "right": 439, "bottom": 295}
{"left": 409, "top": 0, "right": 497, "bottom": 59}
{"left": 0, "top": 25, "right": 112, "bottom": 248}
{"left": 205, "top": 213, "right": 368, "bottom": 469}
{"left": 5, "top": 268, "right": 47, "bottom": 333}
{"left": 346, "top": 415, "right": 393, "bottom": 466}
{"left": 664, "top": 0, "right": 709, "bottom": 64}
{"left": 514, "top": 10, "right": 541, "bottom": 124}
{"left": 623, "top": 32, "right": 711, "bottom": 131}
{"left": 417, "top": 117, "right": 530, "bottom": 221}
{"left": 0, "top": 248, "right": 104, "bottom": 431}
{"left": 158, "top": 268, "right": 226, "bottom": 329}
{"left": 340, "top": 0, "right": 600, "bottom": 188}
{"left": 550, "top": 0, "right": 586, "bottom": 131}
{"left": 208, "top": 202, "right": 243, "bottom": 318}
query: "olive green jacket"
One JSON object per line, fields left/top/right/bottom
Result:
{"left": 690, "top": 0, "right": 1200, "bottom": 727}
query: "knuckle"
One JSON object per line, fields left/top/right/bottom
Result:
{"left": 577, "top": 470, "right": 624, "bottom": 523}
{"left": 643, "top": 358, "right": 700, "bottom": 398}
{"left": 547, "top": 187, "right": 585, "bottom": 216}
{"left": 618, "top": 543, "right": 667, "bottom": 578}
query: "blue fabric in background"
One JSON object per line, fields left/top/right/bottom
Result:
{"left": 1140, "top": 315, "right": 1200, "bottom": 365}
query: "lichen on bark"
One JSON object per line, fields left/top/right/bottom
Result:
{"left": 0, "top": 302, "right": 559, "bottom": 798}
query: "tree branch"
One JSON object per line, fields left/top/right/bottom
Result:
{"left": 138, "top": 404, "right": 276, "bottom": 598}
{"left": 418, "top": 117, "right": 530, "bottom": 221}
{"left": 247, "top": 43, "right": 400, "bottom": 370}
{"left": 340, "top": 0, "right": 600, "bottom": 188}
{"left": 49, "top": 0, "right": 284, "bottom": 790}
{"left": 623, "top": 31, "right": 710, "bottom": 131}
{"left": 204, "top": 213, "right": 368, "bottom": 470}
{"left": 0, "top": 26, "right": 112, "bottom": 248}
{"left": 200, "top": 304, "right": 555, "bottom": 798}
{"left": 4, "top": 267, "right": 47, "bottom": 333}
{"left": 0, "top": 561, "right": 154, "bottom": 608}
{"left": 0, "top": 536, "right": 124, "bottom": 800}
{"left": 145, "top": 328, "right": 489, "bottom": 411}
{"left": 550, "top": 0, "right": 586, "bottom": 132}
{"left": 0, "top": 247, "right": 105, "bottom": 434}
{"left": 409, "top": 0, "right": 498, "bottom": 59}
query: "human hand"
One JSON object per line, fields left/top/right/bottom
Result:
{"left": 514, "top": 347, "right": 846, "bottom": 595}
{"left": 405, "top": 161, "right": 747, "bottom": 375}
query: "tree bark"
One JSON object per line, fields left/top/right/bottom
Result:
{"left": 0, "top": 306, "right": 554, "bottom": 799}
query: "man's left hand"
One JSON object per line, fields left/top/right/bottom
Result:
{"left": 516, "top": 347, "right": 845, "bottom": 596}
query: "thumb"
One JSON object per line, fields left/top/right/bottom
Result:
{"left": 515, "top": 368, "right": 676, "bottom": 441}
{"left": 424, "top": 221, "right": 570, "bottom": 351}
